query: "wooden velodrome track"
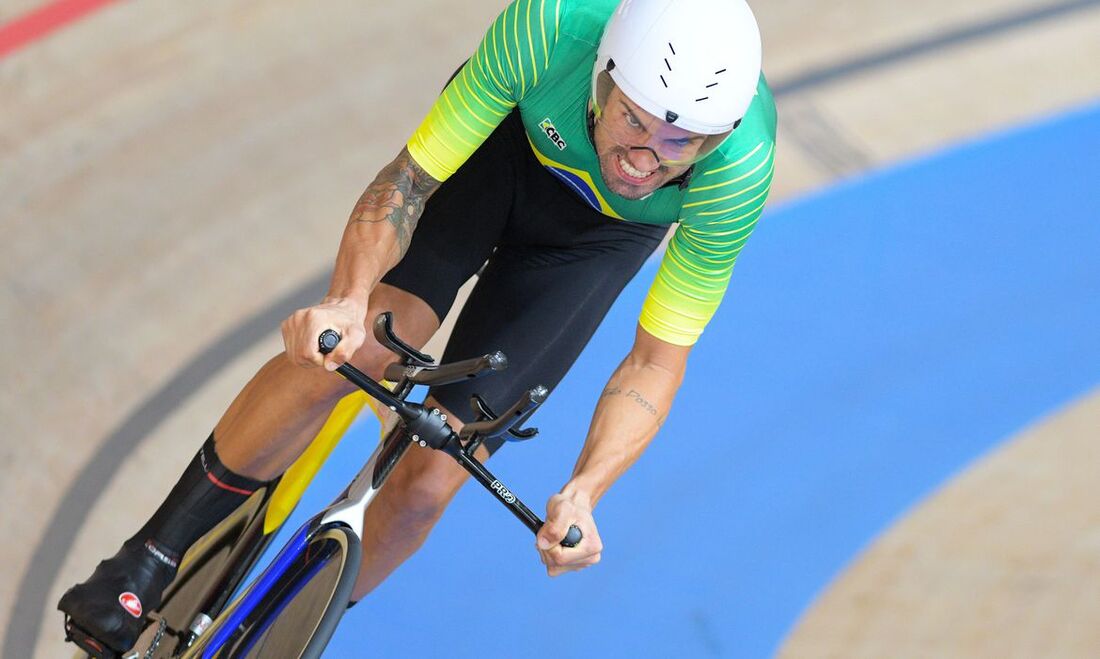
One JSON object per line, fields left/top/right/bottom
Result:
{"left": 2, "top": 0, "right": 1099, "bottom": 656}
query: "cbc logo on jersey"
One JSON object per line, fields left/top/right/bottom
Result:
{"left": 118, "top": 592, "right": 143, "bottom": 618}
{"left": 539, "top": 118, "right": 567, "bottom": 151}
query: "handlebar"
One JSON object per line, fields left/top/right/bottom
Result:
{"left": 317, "top": 327, "right": 582, "bottom": 549}
{"left": 560, "top": 525, "right": 583, "bottom": 548}
{"left": 383, "top": 351, "right": 507, "bottom": 388}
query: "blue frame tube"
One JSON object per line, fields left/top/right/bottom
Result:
{"left": 202, "top": 523, "right": 312, "bottom": 658}
{"left": 234, "top": 546, "right": 334, "bottom": 656}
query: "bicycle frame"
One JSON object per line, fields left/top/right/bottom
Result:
{"left": 193, "top": 431, "right": 399, "bottom": 657}
{"left": 136, "top": 391, "right": 376, "bottom": 654}
{"left": 176, "top": 315, "right": 581, "bottom": 657}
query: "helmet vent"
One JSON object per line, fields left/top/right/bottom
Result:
{"left": 668, "top": 42, "right": 676, "bottom": 55}
{"left": 715, "top": 69, "right": 727, "bottom": 75}
{"left": 695, "top": 97, "right": 709, "bottom": 102}
{"left": 660, "top": 75, "right": 668, "bottom": 88}
{"left": 664, "top": 58, "right": 672, "bottom": 71}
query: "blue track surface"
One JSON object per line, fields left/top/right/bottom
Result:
{"left": 254, "top": 102, "right": 1100, "bottom": 657}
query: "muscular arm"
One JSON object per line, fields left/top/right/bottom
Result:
{"left": 327, "top": 147, "right": 440, "bottom": 303}
{"left": 282, "top": 147, "right": 440, "bottom": 369}
{"left": 561, "top": 325, "right": 691, "bottom": 508}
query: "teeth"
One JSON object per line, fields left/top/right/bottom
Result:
{"left": 618, "top": 156, "right": 654, "bottom": 180}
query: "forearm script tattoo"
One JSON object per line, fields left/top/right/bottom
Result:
{"left": 350, "top": 148, "right": 440, "bottom": 256}
{"left": 601, "top": 386, "right": 660, "bottom": 416}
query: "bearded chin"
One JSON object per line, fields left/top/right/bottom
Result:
{"left": 598, "top": 152, "right": 662, "bottom": 201}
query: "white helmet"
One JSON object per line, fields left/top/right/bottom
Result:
{"left": 593, "top": 0, "right": 762, "bottom": 136}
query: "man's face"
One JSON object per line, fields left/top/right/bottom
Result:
{"left": 592, "top": 86, "right": 706, "bottom": 200}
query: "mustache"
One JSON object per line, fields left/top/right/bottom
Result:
{"left": 607, "top": 149, "right": 666, "bottom": 175}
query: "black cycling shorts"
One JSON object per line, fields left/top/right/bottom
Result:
{"left": 381, "top": 110, "right": 668, "bottom": 454}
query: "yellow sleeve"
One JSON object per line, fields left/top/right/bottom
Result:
{"left": 639, "top": 141, "right": 775, "bottom": 346}
{"left": 407, "top": 0, "right": 562, "bottom": 181}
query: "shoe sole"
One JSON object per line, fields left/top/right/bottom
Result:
{"left": 63, "top": 616, "right": 122, "bottom": 659}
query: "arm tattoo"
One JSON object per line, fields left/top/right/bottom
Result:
{"left": 350, "top": 148, "right": 440, "bottom": 256}
{"left": 625, "top": 389, "right": 659, "bottom": 416}
{"left": 601, "top": 385, "right": 660, "bottom": 417}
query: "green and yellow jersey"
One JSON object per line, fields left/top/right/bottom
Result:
{"left": 408, "top": 0, "right": 777, "bottom": 346}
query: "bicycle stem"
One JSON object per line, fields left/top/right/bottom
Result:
{"left": 337, "top": 358, "right": 544, "bottom": 534}
{"left": 321, "top": 329, "right": 581, "bottom": 548}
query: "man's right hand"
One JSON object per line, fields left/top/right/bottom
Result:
{"left": 281, "top": 297, "right": 368, "bottom": 370}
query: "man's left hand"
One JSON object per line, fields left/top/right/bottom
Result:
{"left": 536, "top": 493, "right": 603, "bottom": 577}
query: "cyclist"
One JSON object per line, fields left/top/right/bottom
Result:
{"left": 60, "top": 0, "right": 776, "bottom": 652}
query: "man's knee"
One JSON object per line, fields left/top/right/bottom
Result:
{"left": 346, "top": 289, "right": 439, "bottom": 382}
{"left": 346, "top": 338, "right": 400, "bottom": 383}
{"left": 377, "top": 448, "right": 468, "bottom": 527}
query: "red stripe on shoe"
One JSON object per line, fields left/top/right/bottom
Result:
{"left": 206, "top": 471, "right": 255, "bottom": 496}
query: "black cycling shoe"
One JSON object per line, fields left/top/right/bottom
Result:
{"left": 58, "top": 542, "right": 176, "bottom": 657}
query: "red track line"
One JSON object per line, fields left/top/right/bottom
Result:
{"left": 0, "top": 0, "right": 119, "bottom": 60}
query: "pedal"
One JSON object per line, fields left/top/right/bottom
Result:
{"left": 63, "top": 616, "right": 121, "bottom": 659}
{"left": 64, "top": 615, "right": 167, "bottom": 659}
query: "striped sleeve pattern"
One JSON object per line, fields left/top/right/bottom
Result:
{"left": 406, "top": 0, "right": 562, "bottom": 182}
{"left": 639, "top": 140, "right": 776, "bottom": 346}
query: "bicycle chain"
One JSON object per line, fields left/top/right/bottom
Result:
{"left": 122, "top": 617, "right": 166, "bottom": 659}
{"left": 145, "top": 618, "right": 166, "bottom": 659}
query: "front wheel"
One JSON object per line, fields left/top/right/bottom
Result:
{"left": 185, "top": 524, "right": 361, "bottom": 659}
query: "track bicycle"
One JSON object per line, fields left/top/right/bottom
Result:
{"left": 65, "top": 312, "right": 580, "bottom": 658}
